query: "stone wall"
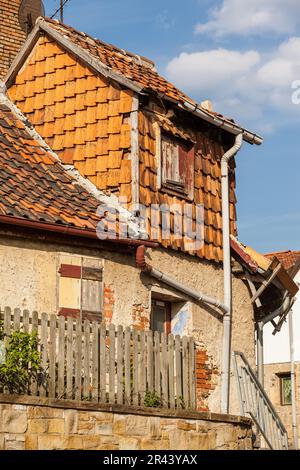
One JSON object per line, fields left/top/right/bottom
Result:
{"left": 0, "top": 395, "right": 253, "bottom": 450}
{"left": 264, "top": 361, "right": 300, "bottom": 449}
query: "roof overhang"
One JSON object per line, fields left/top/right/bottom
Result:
{"left": 231, "top": 236, "right": 299, "bottom": 331}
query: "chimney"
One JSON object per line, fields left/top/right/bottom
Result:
{"left": 0, "top": 1, "right": 26, "bottom": 78}
{"left": 201, "top": 100, "right": 213, "bottom": 112}
{"left": 0, "top": 1, "right": 44, "bottom": 79}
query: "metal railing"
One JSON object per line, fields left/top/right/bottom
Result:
{"left": 233, "top": 351, "right": 289, "bottom": 450}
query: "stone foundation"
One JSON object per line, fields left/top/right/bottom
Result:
{"left": 0, "top": 395, "right": 253, "bottom": 450}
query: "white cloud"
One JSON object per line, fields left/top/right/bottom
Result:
{"left": 195, "top": 0, "right": 300, "bottom": 37}
{"left": 165, "top": 37, "right": 300, "bottom": 132}
{"left": 166, "top": 49, "right": 260, "bottom": 93}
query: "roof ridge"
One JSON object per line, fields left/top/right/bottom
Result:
{"left": 43, "top": 16, "right": 156, "bottom": 71}
{"left": 0, "top": 81, "right": 145, "bottom": 239}
{"left": 265, "top": 250, "right": 300, "bottom": 256}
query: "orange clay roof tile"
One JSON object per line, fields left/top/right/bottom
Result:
{"left": 265, "top": 251, "right": 300, "bottom": 271}
{"left": 0, "top": 100, "right": 113, "bottom": 232}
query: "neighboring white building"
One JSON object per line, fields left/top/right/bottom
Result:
{"left": 263, "top": 251, "right": 300, "bottom": 448}
{"left": 264, "top": 251, "right": 300, "bottom": 364}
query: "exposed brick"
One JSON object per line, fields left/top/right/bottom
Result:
{"left": 131, "top": 304, "right": 149, "bottom": 330}
{"left": 195, "top": 349, "right": 218, "bottom": 411}
{"left": 0, "top": 1, "right": 26, "bottom": 78}
{"left": 103, "top": 284, "right": 115, "bottom": 325}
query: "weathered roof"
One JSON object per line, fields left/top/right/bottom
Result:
{"left": 265, "top": 250, "right": 300, "bottom": 272}
{"left": 231, "top": 236, "right": 298, "bottom": 298}
{"left": 0, "top": 91, "right": 141, "bottom": 238}
{"left": 5, "top": 17, "right": 262, "bottom": 145}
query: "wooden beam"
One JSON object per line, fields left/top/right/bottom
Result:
{"left": 130, "top": 94, "right": 139, "bottom": 205}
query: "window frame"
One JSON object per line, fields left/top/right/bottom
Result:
{"left": 279, "top": 373, "right": 292, "bottom": 406}
{"left": 58, "top": 257, "right": 104, "bottom": 322}
{"left": 155, "top": 124, "right": 195, "bottom": 201}
{"left": 151, "top": 299, "right": 171, "bottom": 335}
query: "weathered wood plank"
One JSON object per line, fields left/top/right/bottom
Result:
{"left": 83, "top": 320, "right": 90, "bottom": 399}
{"left": 182, "top": 336, "right": 189, "bottom": 408}
{"left": 66, "top": 317, "right": 73, "bottom": 399}
{"left": 139, "top": 330, "right": 146, "bottom": 404}
{"left": 48, "top": 314, "right": 57, "bottom": 398}
{"left": 91, "top": 322, "right": 99, "bottom": 402}
{"left": 175, "top": 335, "right": 182, "bottom": 408}
{"left": 124, "top": 326, "right": 131, "bottom": 405}
{"left": 13, "top": 308, "right": 21, "bottom": 332}
{"left": 146, "top": 330, "right": 153, "bottom": 393}
{"left": 22, "top": 310, "right": 29, "bottom": 333}
{"left": 132, "top": 329, "right": 139, "bottom": 406}
{"left": 99, "top": 323, "right": 106, "bottom": 403}
{"left": 30, "top": 311, "right": 39, "bottom": 396}
{"left": 117, "top": 325, "right": 124, "bottom": 405}
{"left": 168, "top": 334, "right": 175, "bottom": 409}
{"left": 39, "top": 312, "right": 48, "bottom": 397}
{"left": 161, "top": 333, "right": 168, "bottom": 407}
{"left": 189, "top": 338, "right": 196, "bottom": 409}
{"left": 57, "top": 316, "right": 65, "bottom": 399}
{"left": 109, "top": 324, "right": 116, "bottom": 404}
{"left": 3, "top": 307, "right": 11, "bottom": 349}
{"left": 75, "top": 318, "right": 82, "bottom": 401}
{"left": 154, "top": 331, "right": 161, "bottom": 398}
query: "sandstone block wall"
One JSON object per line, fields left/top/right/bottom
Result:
{"left": 0, "top": 395, "right": 253, "bottom": 450}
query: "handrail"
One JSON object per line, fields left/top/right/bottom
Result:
{"left": 233, "top": 350, "right": 289, "bottom": 450}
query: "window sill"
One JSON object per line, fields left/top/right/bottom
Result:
{"left": 161, "top": 183, "right": 192, "bottom": 201}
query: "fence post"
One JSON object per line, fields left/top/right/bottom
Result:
{"left": 109, "top": 324, "right": 116, "bottom": 404}
{"left": 30, "top": 311, "right": 39, "bottom": 396}
{"left": 91, "top": 321, "right": 99, "bottom": 402}
{"left": 75, "top": 318, "right": 82, "bottom": 401}
{"left": 99, "top": 323, "right": 106, "bottom": 403}
{"left": 83, "top": 319, "right": 90, "bottom": 399}
{"left": 39, "top": 312, "right": 48, "bottom": 397}
{"left": 189, "top": 337, "right": 196, "bottom": 409}
{"left": 168, "top": 334, "right": 175, "bottom": 409}
{"left": 146, "top": 330, "right": 153, "bottom": 394}
{"left": 132, "top": 329, "right": 139, "bottom": 406}
{"left": 66, "top": 317, "right": 73, "bottom": 399}
{"left": 48, "top": 314, "right": 57, "bottom": 398}
{"left": 57, "top": 315, "right": 65, "bottom": 399}
{"left": 117, "top": 325, "right": 124, "bottom": 405}
{"left": 161, "top": 332, "right": 168, "bottom": 407}
{"left": 124, "top": 326, "right": 131, "bottom": 405}
{"left": 182, "top": 336, "right": 189, "bottom": 408}
{"left": 175, "top": 335, "right": 182, "bottom": 408}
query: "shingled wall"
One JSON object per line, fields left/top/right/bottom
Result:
{"left": 8, "top": 35, "right": 133, "bottom": 201}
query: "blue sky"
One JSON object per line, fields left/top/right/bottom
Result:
{"left": 44, "top": 0, "right": 300, "bottom": 253}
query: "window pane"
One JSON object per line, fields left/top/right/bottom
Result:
{"left": 282, "top": 376, "right": 292, "bottom": 405}
{"left": 151, "top": 305, "right": 166, "bottom": 333}
{"left": 81, "top": 279, "right": 102, "bottom": 313}
{"left": 162, "top": 134, "right": 181, "bottom": 183}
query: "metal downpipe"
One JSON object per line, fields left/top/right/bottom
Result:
{"left": 220, "top": 133, "right": 243, "bottom": 414}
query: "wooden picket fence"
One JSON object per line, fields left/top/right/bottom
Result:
{"left": 0, "top": 307, "right": 196, "bottom": 409}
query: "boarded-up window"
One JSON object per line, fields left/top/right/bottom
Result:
{"left": 161, "top": 133, "right": 194, "bottom": 199}
{"left": 58, "top": 257, "right": 103, "bottom": 322}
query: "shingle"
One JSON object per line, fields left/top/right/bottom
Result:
{"left": 0, "top": 103, "right": 105, "bottom": 231}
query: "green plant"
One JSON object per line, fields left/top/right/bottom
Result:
{"left": 178, "top": 395, "right": 186, "bottom": 409}
{"left": 0, "top": 330, "right": 44, "bottom": 394}
{"left": 144, "top": 390, "right": 162, "bottom": 408}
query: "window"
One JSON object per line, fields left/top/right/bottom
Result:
{"left": 161, "top": 132, "right": 194, "bottom": 199}
{"left": 280, "top": 373, "right": 292, "bottom": 405}
{"left": 151, "top": 300, "right": 171, "bottom": 334}
{"left": 58, "top": 256, "right": 103, "bottom": 322}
